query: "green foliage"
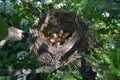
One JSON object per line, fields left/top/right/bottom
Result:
{"left": 0, "top": 0, "right": 120, "bottom": 80}
{"left": 0, "top": 16, "right": 8, "bottom": 40}
{"left": 48, "top": 62, "right": 82, "bottom": 80}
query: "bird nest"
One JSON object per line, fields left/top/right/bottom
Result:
{"left": 28, "top": 10, "right": 89, "bottom": 66}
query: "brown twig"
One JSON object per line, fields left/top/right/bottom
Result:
{"left": 21, "top": 0, "right": 40, "bottom": 17}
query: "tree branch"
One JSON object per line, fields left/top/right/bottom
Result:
{"left": 21, "top": 0, "right": 41, "bottom": 17}
{"left": 0, "top": 26, "right": 29, "bottom": 49}
{"left": 7, "top": 27, "right": 24, "bottom": 41}
{"left": 0, "top": 40, "right": 7, "bottom": 49}
{"left": 0, "top": 65, "right": 62, "bottom": 76}
{"left": 113, "top": 0, "right": 120, "bottom": 4}
{"left": 0, "top": 51, "right": 81, "bottom": 76}
{"left": 76, "top": 57, "right": 97, "bottom": 80}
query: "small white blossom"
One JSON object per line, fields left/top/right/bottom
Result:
{"left": 42, "top": 0, "right": 52, "bottom": 4}
{"left": 109, "top": 43, "right": 115, "bottom": 49}
{"left": 102, "top": 12, "right": 110, "bottom": 17}
{"left": 16, "top": 0, "right": 22, "bottom": 5}
{"left": 20, "top": 19, "right": 29, "bottom": 26}
{"left": 54, "top": 2, "right": 66, "bottom": 9}
{"left": 5, "top": 1, "right": 16, "bottom": 16}
{"left": 34, "top": 1, "right": 42, "bottom": 7}
{"left": 0, "top": 1, "right": 4, "bottom": 12}
{"left": 17, "top": 51, "right": 28, "bottom": 60}
{"left": 118, "top": 14, "right": 120, "bottom": 18}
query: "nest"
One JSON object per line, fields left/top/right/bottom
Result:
{"left": 28, "top": 10, "right": 89, "bottom": 66}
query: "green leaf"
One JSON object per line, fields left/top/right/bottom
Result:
{"left": 109, "top": 48, "right": 120, "bottom": 69}
{"left": 0, "top": 16, "right": 8, "bottom": 40}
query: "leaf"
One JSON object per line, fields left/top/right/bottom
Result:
{"left": 0, "top": 16, "right": 8, "bottom": 40}
{"left": 109, "top": 48, "right": 120, "bottom": 69}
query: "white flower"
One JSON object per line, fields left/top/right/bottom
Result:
{"left": 0, "top": 1, "right": 4, "bottom": 12}
{"left": 109, "top": 43, "right": 115, "bottom": 49}
{"left": 16, "top": 0, "right": 22, "bottom": 5}
{"left": 118, "top": 14, "right": 120, "bottom": 18}
{"left": 54, "top": 2, "right": 66, "bottom": 9}
{"left": 34, "top": 1, "right": 42, "bottom": 7}
{"left": 43, "top": 0, "right": 52, "bottom": 4}
{"left": 17, "top": 51, "right": 28, "bottom": 60}
{"left": 102, "top": 12, "right": 110, "bottom": 17}
{"left": 20, "top": 19, "right": 29, "bottom": 26}
{"left": 5, "top": 1, "right": 16, "bottom": 16}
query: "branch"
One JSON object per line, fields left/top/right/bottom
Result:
{"left": 21, "top": 0, "right": 40, "bottom": 17}
{"left": 0, "top": 26, "right": 29, "bottom": 49}
{"left": 7, "top": 27, "right": 24, "bottom": 41}
{"left": 76, "top": 57, "right": 97, "bottom": 80}
{"left": 113, "top": 0, "right": 120, "bottom": 4}
{"left": 0, "top": 50, "right": 80, "bottom": 76}
{"left": 0, "top": 40, "right": 7, "bottom": 49}
{"left": 0, "top": 65, "right": 62, "bottom": 76}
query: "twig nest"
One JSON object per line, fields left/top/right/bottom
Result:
{"left": 29, "top": 9, "right": 89, "bottom": 66}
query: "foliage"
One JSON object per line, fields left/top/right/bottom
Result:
{"left": 0, "top": 0, "right": 120, "bottom": 80}
{"left": 0, "top": 16, "right": 8, "bottom": 40}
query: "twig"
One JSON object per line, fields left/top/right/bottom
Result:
{"left": 21, "top": 0, "right": 40, "bottom": 17}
